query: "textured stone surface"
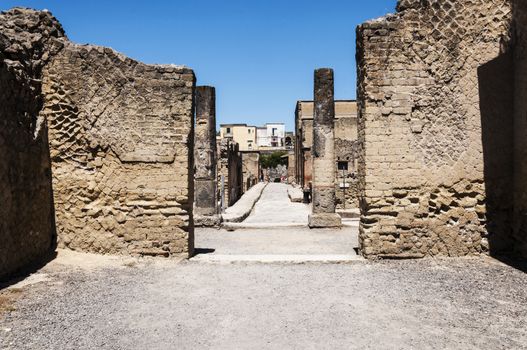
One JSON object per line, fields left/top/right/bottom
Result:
{"left": 356, "top": 0, "right": 512, "bottom": 258}
{"left": 309, "top": 68, "right": 341, "bottom": 228}
{"left": 308, "top": 213, "right": 342, "bottom": 228}
{"left": 0, "top": 8, "right": 63, "bottom": 279}
{"left": 41, "top": 42, "right": 195, "bottom": 257}
{"left": 241, "top": 152, "right": 260, "bottom": 192}
{"left": 218, "top": 138, "right": 243, "bottom": 208}
{"left": 334, "top": 107, "right": 359, "bottom": 209}
{"left": 513, "top": 0, "right": 527, "bottom": 258}
{"left": 295, "top": 100, "right": 359, "bottom": 209}
{"left": 194, "top": 86, "right": 219, "bottom": 226}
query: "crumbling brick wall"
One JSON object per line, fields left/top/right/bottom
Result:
{"left": 357, "top": 0, "right": 512, "bottom": 258}
{"left": 0, "top": 8, "right": 62, "bottom": 279}
{"left": 513, "top": 0, "right": 527, "bottom": 258}
{"left": 41, "top": 43, "right": 195, "bottom": 257}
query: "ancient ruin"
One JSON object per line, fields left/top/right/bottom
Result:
{"left": 356, "top": 0, "right": 525, "bottom": 258}
{"left": 194, "top": 86, "right": 220, "bottom": 227}
{"left": 295, "top": 100, "right": 359, "bottom": 209}
{"left": 217, "top": 138, "right": 243, "bottom": 209}
{"left": 308, "top": 68, "right": 342, "bottom": 228}
{"left": 512, "top": 0, "right": 527, "bottom": 258}
{"left": 1, "top": 0, "right": 526, "bottom": 284}
{"left": 1, "top": 8, "right": 195, "bottom": 278}
{"left": 44, "top": 37, "right": 195, "bottom": 258}
{"left": 0, "top": 8, "right": 59, "bottom": 279}
{"left": 241, "top": 151, "right": 260, "bottom": 191}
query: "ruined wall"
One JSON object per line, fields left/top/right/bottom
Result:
{"left": 357, "top": 0, "right": 512, "bottom": 258}
{"left": 0, "top": 9, "right": 62, "bottom": 279}
{"left": 513, "top": 0, "right": 527, "bottom": 258}
{"left": 218, "top": 139, "right": 243, "bottom": 208}
{"left": 335, "top": 116, "right": 359, "bottom": 209}
{"left": 241, "top": 152, "right": 260, "bottom": 191}
{"left": 287, "top": 151, "right": 295, "bottom": 184}
{"left": 42, "top": 43, "right": 195, "bottom": 257}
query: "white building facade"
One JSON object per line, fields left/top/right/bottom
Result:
{"left": 256, "top": 123, "right": 285, "bottom": 149}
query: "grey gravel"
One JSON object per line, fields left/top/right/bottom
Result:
{"left": 1, "top": 256, "right": 526, "bottom": 350}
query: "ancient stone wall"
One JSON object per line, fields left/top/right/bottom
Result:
{"left": 287, "top": 151, "right": 295, "bottom": 184}
{"left": 194, "top": 86, "right": 220, "bottom": 227}
{"left": 335, "top": 116, "right": 359, "bottom": 209}
{"left": 0, "top": 9, "right": 62, "bottom": 279}
{"left": 513, "top": 0, "right": 527, "bottom": 258}
{"left": 41, "top": 41, "right": 195, "bottom": 257}
{"left": 218, "top": 139, "right": 243, "bottom": 208}
{"left": 357, "top": 0, "right": 512, "bottom": 258}
{"left": 241, "top": 152, "right": 260, "bottom": 191}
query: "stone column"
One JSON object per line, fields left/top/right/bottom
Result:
{"left": 308, "top": 68, "right": 342, "bottom": 228}
{"left": 194, "top": 86, "right": 221, "bottom": 226}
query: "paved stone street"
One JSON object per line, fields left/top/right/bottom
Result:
{"left": 243, "top": 183, "right": 310, "bottom": 225}
{"left": 196, "top": 183, "right": 358, "bottom": 262}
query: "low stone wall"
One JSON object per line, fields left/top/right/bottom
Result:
{"left": 356, "top": 0, "right": 512, "bottom": 258}
{"left": 0, "top": 9, "right": 62, "bottom": 279}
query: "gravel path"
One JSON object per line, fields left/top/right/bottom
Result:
{"left": 1, "top": 253, "right": 526, "bottom": 350}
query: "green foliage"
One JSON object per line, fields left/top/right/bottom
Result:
{"left": 260, "top": 151, "right": 288, "bottom": 169}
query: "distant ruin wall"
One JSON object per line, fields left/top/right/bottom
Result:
{"left": 218, "top": 139, "right": 243, "bottom": 208}
{"left": 0, "top": 9, "right": 62, "bottom": 279}
{"left": 42, "top": 43, "right": 195, "bottom": 257}
{"left": 242, "top": 152, "right": 260, "bottom": 191}
{"left": 335, "top": 117, "right": 359, "bottom": 209}
{"left": 513, "top": 0, "right": 527, "bottom": 258}
{"left": 357, "top": 0, "right": 512, "bottom": 258}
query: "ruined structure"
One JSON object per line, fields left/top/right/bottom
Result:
{"left": 287, "top": 151, "right": 296, "bottom": 184}
{"left": 1, "top": 8, "right": 196, "bottom": 273}
{"left": 194, "top": 86, "right": 220, "bottom": 227}
{"left": 0, "top": 9, "right": 60, "bottom": 279}
{"left": 512, "top": 0, "right": 527, "bottom": 258}
{"left": 241, "top": 151, "right": 260, "bottom": 191}
{"left": 295, "top": 100, "right": 359, "bottom": 208}
{"left": 44, "top": 41, "right": 195, "bottom": 258}
{"left": 356, "top": 0, "right": 523, "bottom": 258}
{"left": 218, "top": 138, "right": 243, "bottom": 209}
{"left": 308, "top": 68, "right": 341, "bottom": 228}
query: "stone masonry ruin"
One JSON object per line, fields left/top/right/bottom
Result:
{"left": 43, "top": 33, "right": 195, "bottom": 258}
{"left": 0, "top": 8, "right": 60, "bottom": 279}
{"left": 2, "top": 1, "right": 526, "bottom": 280}
{"left": 1, "top": 8, "right": 195, "bottom": 278}
{"left": 194, "top": 86, "right": 220, "bottom": 227}
{"left": 308, "top": 68, "right": 342, "bottom": 228}
{"left": 357, "top": 0, "right": 526, "bottom": 258}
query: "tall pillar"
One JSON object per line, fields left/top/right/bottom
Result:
{"left": 194, "top": 86, "right": 221, "bottom": 226}
{"left": 308, "top": 68, "right": 342, "bottom": 228}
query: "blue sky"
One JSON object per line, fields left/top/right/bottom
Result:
{"left": 2, "top": 0, "right": 397, "bottom": 131}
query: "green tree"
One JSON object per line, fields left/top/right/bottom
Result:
{"left": 260, "top": 151, "right": 288, "bottom": 169}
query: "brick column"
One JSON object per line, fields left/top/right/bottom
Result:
{"left": 194, "top": 86, "right": 221, "bottom": 226}
{"left": 308, "top": 68, "right": 342, "bottom": 228}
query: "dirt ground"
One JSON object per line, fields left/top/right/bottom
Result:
{"left": 1, "top": 250, "right": 526, "bottom": 350}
